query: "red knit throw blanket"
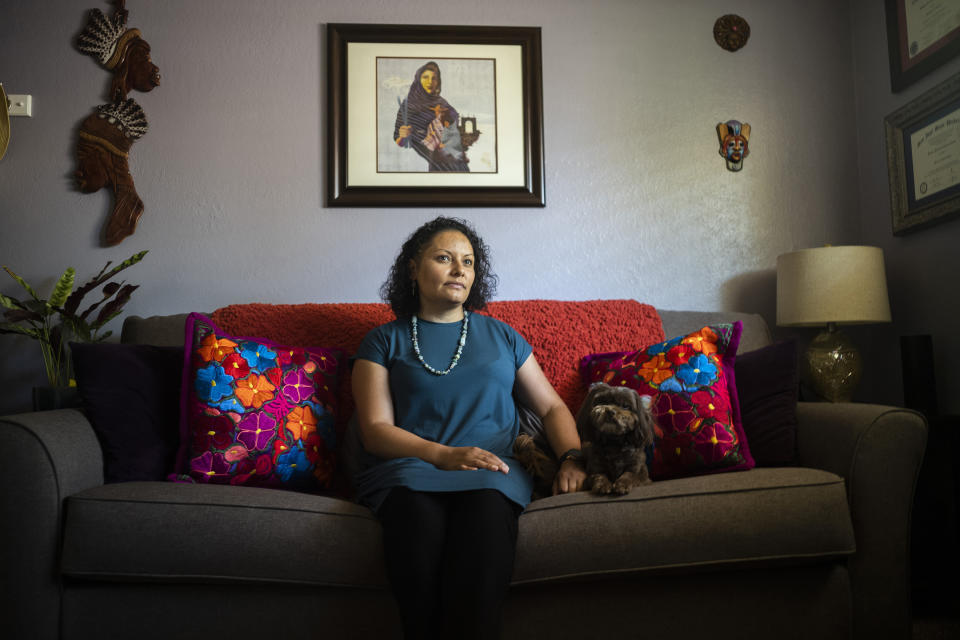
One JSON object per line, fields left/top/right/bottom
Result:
{"left": 211, "top": 300, "right": 663, "bottom": 435}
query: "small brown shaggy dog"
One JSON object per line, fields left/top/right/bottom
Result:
{"left": 575, "top": 383, "right": 656, "bottom": 495}
{"left": 513, "top": 383, "right": 656, "bottom": 498}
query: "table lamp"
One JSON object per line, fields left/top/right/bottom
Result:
{"left": 776, "top": 246, "right": 892, "bottom": 402}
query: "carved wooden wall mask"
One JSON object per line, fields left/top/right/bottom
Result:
{"left": 74, "top": 100, "right": 148, "bottom": 246}
{"left": 77, "top": 6, "right": 160, "bottom": 100}
{"left": 74, "top": 1, "right": 158, "bottom": 246}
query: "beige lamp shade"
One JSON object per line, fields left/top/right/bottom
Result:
{"left": 776, "top": 246, "right": 892, "bottom": 327}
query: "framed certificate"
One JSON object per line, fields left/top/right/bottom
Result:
{"left": 326, "top": 23, "right": 545, "bottom": 207}
{"left": 885, "top": 0, "right": 960, "bottom": 92}
{"left": 885, "top": 73, "right": 960, "bottom": 234}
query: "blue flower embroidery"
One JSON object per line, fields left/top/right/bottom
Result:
{"left": 659, "top": 376, "right": 685, "bottom": 393}
{"left": 216, "top": 397, "right": 246, "bottom": 414}
{"left": 276, "top": 444, "right": 313, "bottom": 484}
{"left": 676, "top": 354, "right": 718, "bottom": 389}
{"left": 241, "top": 342, "right": 278, "bottom": 372}
{"left": 195, "top": 364, "right": 234, "bottom": 403}
{"left": 647, "top": 335, "right": 682, "bottom": 356}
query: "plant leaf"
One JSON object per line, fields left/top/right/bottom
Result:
{"left": 94, "top": 283, "right": 138, "bottom": 328}
{"left": 93, "top": 260, "right": 113, "bottom": 281}
{"left": 4, "top": 308, "right": 43, "bottom": 323}
{"left": 77, "top": 281, "right": 119, "bottom": 321}
{"left": 25, "top": 299, "right": 49, "bottom": 314}
{"left": 65, "top": 250, "right": 147, "bottom": 316}
{"left": 0, "top": 292, "right": 28, "bottom": 311}
{"left": 48, "top": 268, "right": 75, "bottom": 309}
{"left": 0, "top": 322, "right": 41, "bottom": 339}
{"left": 102, "top": 281, "right": 120, "bottom": 297}
{"left": 3, "top": 266, "right": 42, "bottom": 302}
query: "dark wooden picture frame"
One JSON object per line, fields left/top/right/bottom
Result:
{"left": 885, "top": 0, "right": 960, "bottom": 92}
{"left": 884, "top": 73, "right": 960, "bottom": 235}
{"left": 326, "top": 23, "right": 545, "bottom": 207}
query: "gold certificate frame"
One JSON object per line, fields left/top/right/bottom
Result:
{"left": 885, "top": 0, "right": 960, "bottom": 92}
{"left": 326, "top": 23, "right": 545, "bottom": 207}
{"left": 885, "top": 73, "right": 960, "bottom": 235}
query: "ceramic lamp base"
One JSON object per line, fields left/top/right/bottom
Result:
{"left": 803, "top": 324, "right": 862, "bottom": 402}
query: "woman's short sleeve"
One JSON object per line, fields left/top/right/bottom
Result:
{"left": 507, "top": 322, "right": 533, "bottom": 369}
{"left": 353, "top": 325, "right": 391, "bottom": 368}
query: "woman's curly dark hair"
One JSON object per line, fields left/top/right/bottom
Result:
{"left": 381, "top": 216, "right": 498, "bottom": 318}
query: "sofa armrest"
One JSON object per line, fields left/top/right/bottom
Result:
{"left": 796, "top": 402, "right": 927, "bottom": 640}
{"left": 0, "top": 409, "right": 104, "bottom": 639}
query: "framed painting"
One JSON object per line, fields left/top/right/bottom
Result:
{"left": 326, "top": 23, "right": 545, "bottom": 207}
{"left": 885, "top": 73, "right": 960, "bottom": 235}
{"left": 885, "top": 0, "right": 960, "bottom": 92}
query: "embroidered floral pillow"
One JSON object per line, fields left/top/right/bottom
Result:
{"left": 580, "top": 322, "right": 754, "bottom": 480}
{"left": 170, "top": 313, "right": 344, "bottom": 491}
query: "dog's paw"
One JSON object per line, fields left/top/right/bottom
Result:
{"left": 612, "top": 472, "right": 645, "bottom": 495}
{"left": 590, "top": 474, "right": 613, "bottom": 495}
{"left": 611, "top": 477, "right": 634, "bottom": 495}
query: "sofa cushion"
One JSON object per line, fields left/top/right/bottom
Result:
{"left": 512, "top": 467, "right": 854, "bottom": 585}
{"left": 70, "top": 342, "right": 183, "bottom": 483}
{"left": 171, "top": 313, "right": 345, "bottom": 491}
{"left": 581, "top": 322, "right": 754, "bottom": 479}
{"left": 735, "top": 340, "right": 799, "bottom": 466}
{"left": 62, "top": 468, "right": 854, "bottom": 589}
{"left": 61, "top": 482, "right": 388, "bottom": 588}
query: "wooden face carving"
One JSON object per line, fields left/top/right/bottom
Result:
{"left": 112, "top": 38, "right": 160, "bottom": 100}
{"left": 74, "top": 139, "right": 112, "bottom": 193}
{"left": 75, "top": 4, "right": 155, "bottom": 246}
{"left": 74, "top": 105, "right": 147, "bottom": 247}
{"left": 125, "top": 39, "right": 159, "bottom": 91}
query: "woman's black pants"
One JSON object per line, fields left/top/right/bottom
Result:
{"left": 377, "top": 487, "right": 522, "bottom": 640}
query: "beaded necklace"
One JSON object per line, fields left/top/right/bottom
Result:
{"left": 410, "top": 311, "right": 469, "bottom": 376}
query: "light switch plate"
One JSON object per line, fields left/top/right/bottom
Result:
{"left": 7, "top": 95, "right": 32, "bottom": 117}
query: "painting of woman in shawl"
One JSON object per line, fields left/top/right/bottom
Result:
{"left": 392, "top": 61, "right": 471, "bottom": 172}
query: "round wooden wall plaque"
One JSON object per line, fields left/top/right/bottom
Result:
{"left": 713, "top": 14, "right": 750, "bottom": 52}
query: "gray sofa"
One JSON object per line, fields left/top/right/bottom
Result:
{"left": 0, "top": 308, "right": 927, "bottom": 640}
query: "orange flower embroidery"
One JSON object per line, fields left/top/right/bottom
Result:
{"left": 682, "top": 327, "right": 719, "bottom": 355}
{"left": 638, "top": 354, "right": 672, "bottom": 385}
{"left": 285, "top": 406, "right": 318, "bottom": 441}
{"left": 234, "top": 373, "right": 275, "bottom": 409}
{"left": 196, "top": 333, "right": 238, "bottom": 362}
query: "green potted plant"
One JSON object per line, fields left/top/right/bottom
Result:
{"left": 0, "top": 250, "right": 147, "bottom": 410}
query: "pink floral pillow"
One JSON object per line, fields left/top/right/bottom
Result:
{"left": 580, "top": 322, "right": 754, "bottom": 480}
{"left": 170, "top": 313, "right": 345, "bottom": 490}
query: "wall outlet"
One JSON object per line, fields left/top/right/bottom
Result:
{"left": 7, "top": 95, "right": 32, "bottom": 117}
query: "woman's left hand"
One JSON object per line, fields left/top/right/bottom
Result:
{"left": 553, "top": 459, "right": 587, "bottom": 495}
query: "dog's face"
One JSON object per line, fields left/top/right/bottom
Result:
{"left": 576, "top": 383, "right": 655, "bottom": 449}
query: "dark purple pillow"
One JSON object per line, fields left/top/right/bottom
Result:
{"left": 71, "top": 342, "right": 184, "bottom": 483}
{"left": 734, "top": 340, "right": 799, "bottom": 466}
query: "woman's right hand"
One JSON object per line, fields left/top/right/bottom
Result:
{"left": 395, "top": 125, "right": 412, "bottom": 144}
{"left": 433, "top": 446, "right": 510, "bottom": 474}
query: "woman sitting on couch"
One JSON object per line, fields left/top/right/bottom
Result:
{"left": 351, "top": 216, "right": 586, "bottom": 639}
